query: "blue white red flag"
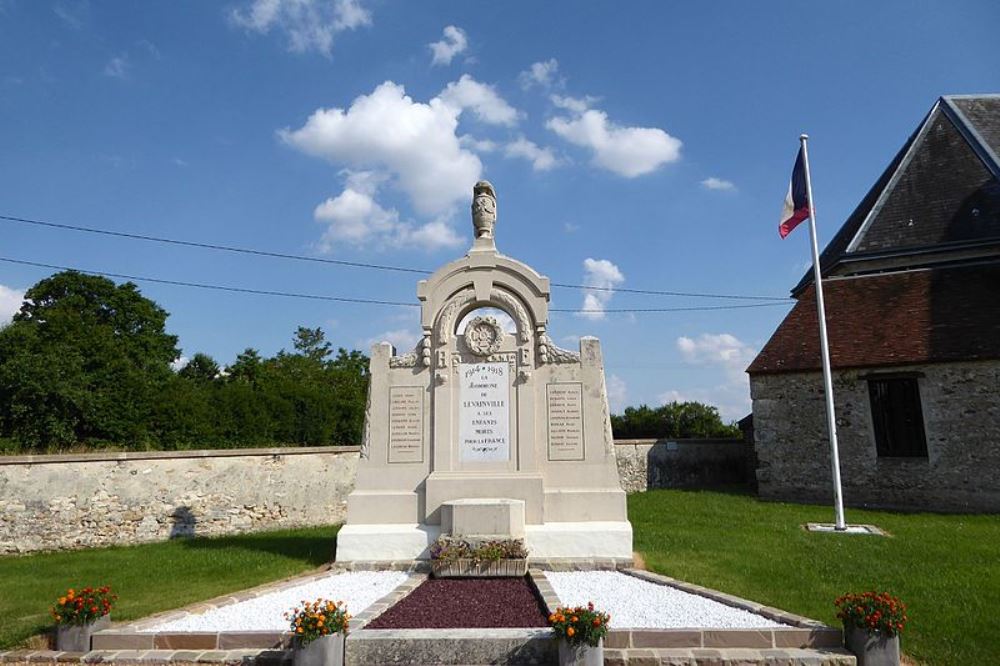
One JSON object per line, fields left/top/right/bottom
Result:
{"left": 779, "top": 146, "right": 810, "bottom": 238}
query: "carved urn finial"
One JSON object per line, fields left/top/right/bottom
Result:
{"left": 471, "top": 180, "right": 497, "bottom": 239}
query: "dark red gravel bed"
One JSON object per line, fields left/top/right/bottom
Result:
{"left": 366, "top": 576, "right": 550, "bottom": 629}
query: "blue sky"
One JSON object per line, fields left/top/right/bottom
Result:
{"left": 1, "top": 1, "right": 998, "bottom": 420}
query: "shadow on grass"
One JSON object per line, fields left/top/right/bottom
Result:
{"left": 652, "top": 484, "right": 755, "bottom": 497}
{"left": 178, "top": 529, "right": 338, "bottom": 568}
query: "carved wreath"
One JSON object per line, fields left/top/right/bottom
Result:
{"left": 463, "top": 316, "right": 505, "bottom": 356}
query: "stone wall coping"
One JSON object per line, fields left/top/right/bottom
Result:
{"left": 0, "top": 446, "right": 361, "bottom": 466}
{"left": 0, "top": 440, "right": 745, "bottom": 465}
{"left": 613, "top": 438, "right": 745, "bottom": 446}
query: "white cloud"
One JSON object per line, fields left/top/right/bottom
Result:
{"left": 676, "top": 333, "right": 757, "bottom": 379}
{"left": 547, "top": 103, "right": 682, "bottom": 177}
{"left": 701, "top": 177, "right": 736, "bottom": 192}
{"left": 281, "top": 80, "right": 483, "bottom": 216}
{"left": 578, "top": 258, "right": 624, "bottom": 321}
{"left": 563, "top": 222, "right": 579, "bottom": 233}
{"left": 230, "top": 0, "right": 371, "bottom": 56}
{"left": 0, "top": 285, "right": 25, "bottom": 326}
{"left": 103, "top": 55, "right": 129, "bottom": 79}
{"left": 662, "top": 332, "right": 759, "bottom": 420}
{"left": 53, "top": 1, "right": 88, "bottom": 30}
{"left": 438, "top": 75, "right": 519, "bottom": 127}
{"left": 365, "top": 328, "right": 420, "bottom": 354}
{"left": 519, "top": 58, "right": 561, "bottom": 90}
{"left": 459, "top": 135, "right": 498, "bottom": 153}
{"left": 504, "top": 137, "right": 560, "bottom": 171}
{"left": 550, "top": 94, "right": 597, "bottom": 114}
{"left": 607, "top": 374, "right": 627, "bottom": 412}
{"left": 428, "top": 25, "right": 467, "bottom": 66}
{"left": 170, "top": 356, "right": 190, "bottom": 372}
{"left": 313, "top": 170, "right": 463, "bottom": 251}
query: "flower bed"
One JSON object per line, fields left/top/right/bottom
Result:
{"left": 429, "top": 537, "right": 528, "bottom": 578}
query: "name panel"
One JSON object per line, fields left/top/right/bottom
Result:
{"left": 388, "top": 386, "right": 424, "bottom": 463}
{"left": 547, "top": 382, "right": 585, "bottom": 461}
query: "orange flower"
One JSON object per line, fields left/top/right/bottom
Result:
{"left": 566, "top": 627, "right": 575, "bottom": 637}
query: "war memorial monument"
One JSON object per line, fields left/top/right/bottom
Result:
{"left": 336, "top": 181, "right": 633, "bottom": 562}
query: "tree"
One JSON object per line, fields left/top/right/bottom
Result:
{"left": 0, "top": 271, "right": 178, "bottom": 448}
{"left": 178, "top": 353, "right": 220, "bottom": 383}
{"left": 611, "top": 401, "right": 740, "bottom": 439}
{"left": 293, "top": 326, "right": 332, "bottom": 363}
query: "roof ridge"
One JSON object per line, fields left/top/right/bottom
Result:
{"left": 941, "top": 97, "right": 1000, "bottom": 177}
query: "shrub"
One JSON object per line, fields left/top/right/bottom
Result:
{"left": 835, "top": 591, "right": 908, "bottom": 637}
{"left": 50, "top": 586, "right": 117, "bottom": 625}
{"left": 285, "top": 598, "right": 350, "bottom": 644}
{"left": 549, "top": 602, "right": 610, "bottom": 647}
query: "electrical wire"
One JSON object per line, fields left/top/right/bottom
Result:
{"left": 0, "top": 213, "right": 792, "bottom": 302}
{"left": 0, "top": 256, "right": 791, "bottom": 314}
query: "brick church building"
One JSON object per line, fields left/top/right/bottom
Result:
{"left": 748, "top": 95, "right": 1000, "bottom": 512}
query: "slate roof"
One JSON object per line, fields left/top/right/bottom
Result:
{"left": 747, "top": 263, "right": 1000, "bottom": 375}
{"left": 791, "top": 95, "right": 1000, "bottom": 296}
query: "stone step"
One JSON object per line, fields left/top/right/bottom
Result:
{"left": 604, "top": 646, "right": 856, "bottom": 666}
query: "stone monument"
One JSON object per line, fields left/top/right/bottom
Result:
{"left": 336, "top": 181, "right": 633, "bottom": 562}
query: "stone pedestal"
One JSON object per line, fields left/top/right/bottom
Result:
{"left": 336, "top": 181, "right": 633, "bottom": 562}
{"left": 442, "top": 498, "right": 526, "bottom": 538}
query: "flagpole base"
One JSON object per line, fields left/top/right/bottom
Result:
{"left": 804, "top": 523, "right": 886, "bottom": 536}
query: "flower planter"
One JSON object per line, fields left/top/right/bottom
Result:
{"left": 55, "top": 614, "right": 111, "bottom": 652}
{"left": 292, "top": 633, "right": 345, "bottom": 666}
{"left": 431, "top": 558, "right": 528, "bottom": 578}
{"left": 844, "top": 624, "right": 900, "bottom": 666}
{"left": 557, "top": 638, "right": 603, "bottom": 666}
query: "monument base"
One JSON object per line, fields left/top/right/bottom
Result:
{"left": 335, "top": 521, "right": 632, "bottom": 562}
{"left": 525, "top": 521, "right": 633, "bottom": 560}
{"left": 335, "top": 523, "right": 441, "bottom": 562}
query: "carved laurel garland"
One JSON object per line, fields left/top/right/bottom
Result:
{"left": 435, "top": 287, "right": 531, "bottom": 344}
{"left": 538, "top": 334, "right": 580, "bottom": 364}
{"left": 388, "top": 350, "right": 419, "bottom": 368}
{"left": 360, "top": 377, "right": 373, "bottom": 459}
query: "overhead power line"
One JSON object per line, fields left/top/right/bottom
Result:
{"left": 0, "top": 213, "right": 791, "bottom": 302}
{"left": 0, "top": 256, "right": 791, "bottom": 314}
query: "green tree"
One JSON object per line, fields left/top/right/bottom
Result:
{"left": 0, "top": 271, "right": 179, "bottom": 449}
{"left": 178, "top": 353, "right": 220, "bottom": 383}
{"left": 611, "top": 401, "right": 740, "bottom": 439}
{"left": 293, "top": 326, "right": 332, "bottom": 363}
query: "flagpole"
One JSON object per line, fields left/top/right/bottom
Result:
{"left": 799, "top": 133, "right": 847, "bottom": 531}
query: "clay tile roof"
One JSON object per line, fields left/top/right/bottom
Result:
{"left": 747, "top": 263, "right": 1000, "bottom": 375}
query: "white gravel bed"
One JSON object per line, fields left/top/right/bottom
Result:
{"left": 544, "top": 571, "right": 787, "bottom": 629}
{"left": 146, "top": 571, "right": 409, "bottom": 632}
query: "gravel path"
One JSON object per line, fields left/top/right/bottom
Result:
{"left": 366, "top": 576, "right": 549, "bottom": 629}
{"left": 146, "top": 571, "right": 409, "bottom": 632}
{"left": 544, "top": 571, "right": 787, "bottom": 629}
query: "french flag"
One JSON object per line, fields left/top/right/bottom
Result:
{"left": 779, "top": 146, "right": 811, "bottom": 238}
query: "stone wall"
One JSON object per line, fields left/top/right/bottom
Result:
{"left": 751, "top": 360, "right": 1000, "bottom": 512}
{"left": 0, "top": 439, "right": 751, "bottom": 554}
{"left": 614, "top": 439, "right": 752, "bottom": 494}
{"left": 0, "top": 447, "right": 359, "bottom": 554}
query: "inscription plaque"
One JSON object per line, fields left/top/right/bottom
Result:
{"left": 459, "top": 362, "right": 510, "bottom": 462}
{"left": 388, "top": 386, "right": 423, "bottom": 463}
{"left": 547, "top": 382, "right": 584, "bottom": 461}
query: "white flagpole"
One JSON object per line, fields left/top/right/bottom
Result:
{"left": 799, "top": 133, "right": 847, "bottom": 530}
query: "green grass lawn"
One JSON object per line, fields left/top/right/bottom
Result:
{"left": 0, "top": 526, "right": 338, "bottom": 650}
{"left": 630, "top": 489, "right": 1000, "bottom": 666}
{"left": 2, "top": 494, "right": 996, "bottom": 665}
